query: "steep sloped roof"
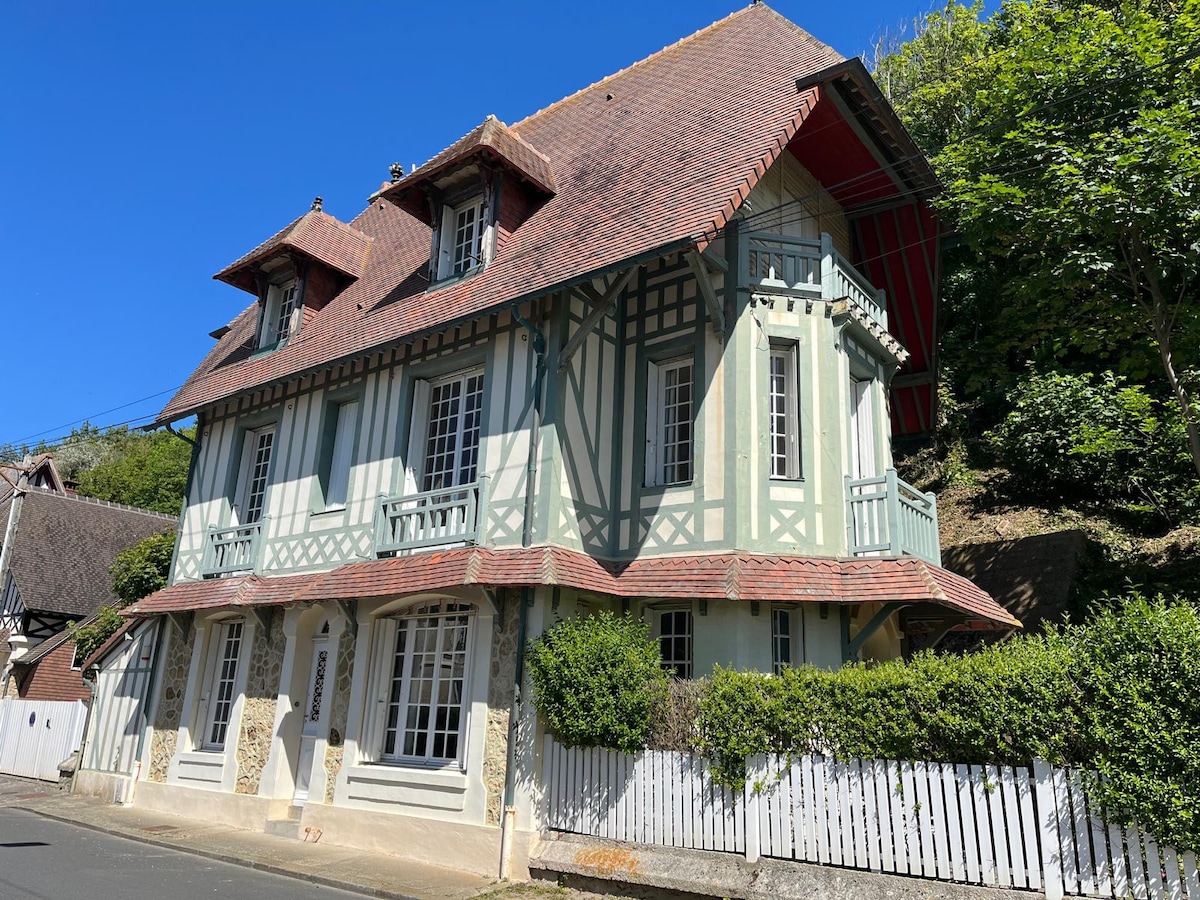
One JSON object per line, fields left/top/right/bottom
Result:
{"left": 155, "top": 3, "right": 844, "bottom": 424}
{"left": 5, "top": 491, "right": 175, "bottom": 617}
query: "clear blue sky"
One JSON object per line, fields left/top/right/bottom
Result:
{"left": 1, "top": 0, "right": 942, "bottom": 449}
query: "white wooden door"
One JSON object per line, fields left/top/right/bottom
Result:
{"left": 293, "top": 637, "right": 330, "bottom": 805}
{"left": 849, "top": 379, "right": 878, "bottom": 480}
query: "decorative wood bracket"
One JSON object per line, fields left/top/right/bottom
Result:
{"left": 685, "top": 248, "right": 725, "bottom": 342}
{"left": 924, "top": 614, "right": 969, "bottom": 651}
{"left": 166, "top": 612, "right": 192, "bottom": 638}
{"left": 249, "top": 606, "right": 273, "bottom": 637}
{"left": 556, "top": 266, "right": 639, "bottom": 373}
{"left": 843, "top": 601, "right": 912, "bottom": 661}
{"left": 335, "top": 598, "right": 358, "bottom": 637}
{"left": 480, "top": 588, "right": 502, "bottom": 617}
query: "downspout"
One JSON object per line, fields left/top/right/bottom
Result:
{"left": 500, "top": 302, "right": 546, "bottom": 879}
{"left": 74, "top": 675, "right": 99, "bottom": 795}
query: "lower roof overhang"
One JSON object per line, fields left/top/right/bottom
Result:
{"left": 128, "top": 548, "right": 1020, "bottom": 631}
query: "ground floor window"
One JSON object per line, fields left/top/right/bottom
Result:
{"left": 201, "top": 620, "right": 244, "bottom": 751}
{"left": 657, "top": 609, "right": 693, "bottom": 679}
{"left": 372, "top": 601, "right": 474, "bottom": 765}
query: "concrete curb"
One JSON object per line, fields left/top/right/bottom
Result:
{"left": 17, "top": 804, "right": 429, "bottom": 900}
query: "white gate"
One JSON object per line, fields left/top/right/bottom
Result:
{"left": 0, "top": 699, "right": 88, "bottom": 781}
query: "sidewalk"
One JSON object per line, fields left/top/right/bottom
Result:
{"left": 0, "top": 773, "right": 504, "bottom": 900}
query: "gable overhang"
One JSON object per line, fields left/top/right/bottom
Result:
{"left": 791, "top": 59, "right": 941, "bottom": 437}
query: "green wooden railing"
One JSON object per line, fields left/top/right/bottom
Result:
{"left": 374, "top": 475, "right": 490, "bottom": 557}
{"left": 845, "top": 470, "right": 940, "bottom": 565}
{"left": 201, "top": 519, "right": 266, "bottom": 577}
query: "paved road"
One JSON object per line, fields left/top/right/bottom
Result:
{"left": 0, "top": 807, "right": 364, "bottom": 900}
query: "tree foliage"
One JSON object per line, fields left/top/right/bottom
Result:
{"left": 528, "top": 612, "right": 668, "bottom": 753}
{"left": 75, "top": 427, "right": 193, "bottom": 515}
{"left": 110, "top": 530, "right": 176, "bottom": 607}
{"left": 70, "top": 606, "right": 125, "bottom": 668}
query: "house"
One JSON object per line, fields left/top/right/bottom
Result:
{"left": 0, "top": 457, "right": 177, "bottom": 696}
{"left": 100, "top": 2, "right": 1018, "bottom": 879}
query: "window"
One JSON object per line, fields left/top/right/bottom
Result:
{"left": 769, "top": 344, "right": 801, "bottom": 479}
{"left": 260, "top": 279, "right": 299, "bottom": 348}
{"left": 201, "top": 620, "right": 244, "bottom": 751}
{"left": 418, "top": 370, "right": 484, "bottom": 492}
{"left": 319, "top": 400, "right": 358, "bottom": 510}
{"left": 646, "top": 356, "right": 694, "bottom": 486}
{"left": 658, "top": 609, "right": 692, "bottom": 679}
{"left": 378, "top": 601, "right": 474, "bottom": 765}
{"left": 772, "top": 607, "right": 792, "bottom": 675}
{"left": 437, "top": 197, "right": 486, "bottom": 280}
{"left": 233, "top": 425, "right": 275, "bottom": 525}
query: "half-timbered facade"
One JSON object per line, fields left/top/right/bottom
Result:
{"left": 109, "top": 4, "right": 1018, "bottom": 879}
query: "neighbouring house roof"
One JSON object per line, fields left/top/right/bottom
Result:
{"left": 0, "top": 491, "right": 176, "bottom": 619}
{"left": 214, "top": 209, "right": 373, "bottom": 294}
{"left": 154, "top": 3, "right": 857, "bottom": 425}
{"left": 126, "top": 548, "right": 1020, "bottom": 629}
{"left": 1, "top": 454, "right": 67, "bottom": 500}
{"left": 8, "top": 623, "right": 90, "bottom": 703}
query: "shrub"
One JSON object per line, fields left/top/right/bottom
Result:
{"left": 528, "top": 612, "right": 668, "bottom": 753}
{"left": 70, "top": 606, "right": 124, "bottom": 666}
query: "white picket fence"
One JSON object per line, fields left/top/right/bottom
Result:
{"left": 542, "top": 739, "right": 1200, "bottom": 900}
{"left": 0, "top": 699, "right": 88, "bottom": 782}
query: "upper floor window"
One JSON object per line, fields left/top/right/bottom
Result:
{"left": 318, "top": 400, "right": 358, "bottom": 511}
{"left": 233, "top": 425, "right": 275, "bottom": 525}
{"left": 658, "top": 608, "right": 693, "bottom": 679}
{"left": 769, "top": 344, "right": 801, "bottom": 479}
{"left": 260, "top": 279, "right": 299, "bottom": 348}
{"left": 437, "top": 197, "right": 486, "bottom": 280}
{"left": 201, "top": 620, "right": 244, "bottom": 751}
{"left": 420, "top": 369, "right": 484, "bottom": 492}
{"left": 646, "top": 356, "right": 694, "bottom": 487}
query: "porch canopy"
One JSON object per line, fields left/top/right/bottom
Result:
{"left": 126, "top": 548, "right": 1019, "bottom": 631}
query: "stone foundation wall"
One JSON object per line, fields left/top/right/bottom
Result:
{"left": 484, "top": 589, "right": 520, "bottom": 825}
{"left": 148, "top": 620, "right": 195, "bottom": 782}
{"left": 322, "top": 621, "right": 356, "bottom": 804}
{"left": 235, "top": 610, "right": 285, "bottom": 795}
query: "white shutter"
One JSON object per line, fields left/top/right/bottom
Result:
{"left": 358, "top": 617, "right": 398, "bottom": 763}
{"left": 230, "top": 431, "right": 257, "bottom": 526}
{"left": 644, "top": 362, "right": 661, "bottom": 487}
{"left": 404, "top": 380, "right": 432, "bottom": 497}
{"left": 437, "top": 205, "right": 455, "bottom": 279}
{"left": 326, "top": 401, "right": 358, "bottom": 509}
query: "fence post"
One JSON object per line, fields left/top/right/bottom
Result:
{"left": 885, "top": 469, "right": 901, "bottom": 555}
{"left": 1033, "top": 759, "right": 1065, "bottom": 900}
{"left": 744, "top": 755, "right": 764, "bottom": 863}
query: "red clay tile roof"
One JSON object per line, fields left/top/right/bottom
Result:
{"left": 382, "top": 116, "right": 556, "bottom": 223}
{"left": 126, "top": 547, "right": 1019, "bottom": 629}
{"left": 214, "top": 209, "right": 373, "bottom": 294}
{"left": 155, "top": 3, "right": 844, "bottom": 425}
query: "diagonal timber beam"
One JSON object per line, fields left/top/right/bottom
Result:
{"left": 557, "top": 266, "right": 638, "bottom": 373}
{"left": 685, "top": 248, "right": 725, "bottom": 342}
{"left": 843, "top": 601, "right": 911, "bottom": 661}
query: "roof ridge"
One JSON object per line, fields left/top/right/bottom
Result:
{"left": 510, "top": 4, "right": 758, "bottom": 131}
{"left": 26, "top": 489, "right": 177, "bottom": 520}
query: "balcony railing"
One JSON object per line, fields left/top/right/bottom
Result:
{"left": 375, "top": 475, "right": 490, "bottom": 557}
{"left": 845, "top": 469, "right": 940, "bottom": 565}
{"left": 202, "top": 520, "right": 265, "bottom": 577}
{"left": 742, "top": 231, "right": 888, "bottom": 328}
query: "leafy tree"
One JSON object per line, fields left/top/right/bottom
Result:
{"left": 70, "top": 606, "right": 125, "bottom": 667}
{"left": 75, "top": 427, "right": 193, "bottom": 515}
{"left": 930, "top": 0, "right": 1200, "bottom": 472}
{"left": 111, "top": 530, "right": 176, "bottom": 607}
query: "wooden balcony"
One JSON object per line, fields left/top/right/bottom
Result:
{"left": 201, "top": 520, "right": 265, "bottom": 577}
{"left": 741, "top": 231, "right": 888, "bottom": 328}
{"left": 375, "top": 475, "right": 490, "bottom": 557}
{"left": 845, "top": 469, "right": 940, "bottom": 565}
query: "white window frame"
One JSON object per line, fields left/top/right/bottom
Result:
{"left": 645, "top": 355, "right": 695, "bottom": 487}
{"left": 363, "top": 601, "right": 476, "bottom": 768}
{"left": 323, "top": 400, "right": 358, "bottom": 510}
{"left": 437, "top": 196, "right": 488, "bottom": 280}
{"left": 849, "top": 377, "right": 878, "bottom": 480}
{"left": 772, "top": 605, "right": 806, "bottom": 675}
{"left": 656, "top": 608, "right": 693, "bottom": 679}
{"left": 769, "top": 343, "right": 801, "bottom": 480}
{"left": 260, "top": 279, "right": 300, "bottom": 348}
{"left": 199, "top": 620, "right": 244, "bottom": 752}
{"left": 232, "top": 424, "right": 275, "bottom": 526}
{"left": 403, "top": 368, "right": 485, "bottom": 496}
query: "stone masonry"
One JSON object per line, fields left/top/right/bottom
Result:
{"left": 322, "top": 622, "right": 356, "bottom": 804}
{"left": 148, "top": 620, "right": 195, "bottom": 782}
{"left": 484, "top": 589, "right": 519, "bottom": 825}
{"left": 235, "top": 610, "right": 285, "bottom": 795}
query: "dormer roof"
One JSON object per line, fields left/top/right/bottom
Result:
{"left": 214, "top": 208, "right": 373, "bottom": 295}
{"left": 376, "top": 115, "right": 557, "bottom": 225}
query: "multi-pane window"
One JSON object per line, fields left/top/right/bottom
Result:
{"left": 260, "top": 279, "right": 299, "bottom": 348}
{"left": 323, "top": 400, "right": 358, "bottom": 509}
{"left": 658, "top": 609, "right": 693, "bottom": 679}
{"left": 772, "top": 608, "right": 792, "bottom": 675}
{"left": 273, "top": 282, "right": 298, "bottom": 343}
{"left": 647, "top": 357, "right": 694, "bottom": 486}
{"left": 422, "top": 371, "right": 484, "bottom": 492}
{"left": 381, "top": 602, "right": 473, "bottom": 764}
{"left": 438, "top": 198, "right": 486, "bottom": 279}
{"left": 769, "top": 345, "right": 800, "bottom": 479}
{"left": 202, "top": 621, "right": 244, "bottom": 751}
{"left": 238, "top": 427, "right": 274, "bottom": 524}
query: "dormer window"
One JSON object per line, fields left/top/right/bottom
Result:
{"left": 442, "top": 197, "right": 486, "bottom": 279}
{"left": 259, "top": 277, "right": 300, "bottom": 350}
